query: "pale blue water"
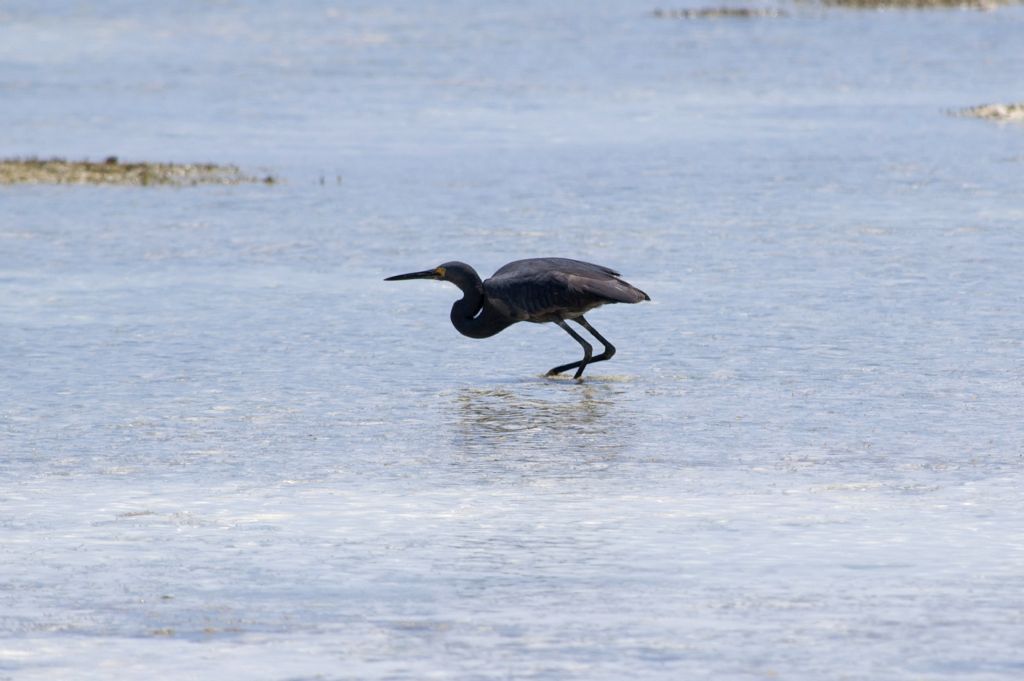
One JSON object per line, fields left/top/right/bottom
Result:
{"left": 2, "top": 1, "right": 1024, "bottom": 679}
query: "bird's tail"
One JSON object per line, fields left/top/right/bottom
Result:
{"left": 590, "top": 277, "right": 650, "bottom": 304}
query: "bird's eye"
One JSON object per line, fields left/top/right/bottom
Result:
{"left": 435, "top": 267, "right": 446, "bottom": 278}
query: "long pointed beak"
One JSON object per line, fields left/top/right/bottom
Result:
{"left": 385, "top": 268, "right": 439, "bottom": 281}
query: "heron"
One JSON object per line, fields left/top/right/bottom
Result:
{"left": 385, "top": 257, "right": 650, "bottom": 379}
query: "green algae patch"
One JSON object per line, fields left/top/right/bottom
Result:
{"left": 0, "top": 157, "right": 277, "bottom": 186}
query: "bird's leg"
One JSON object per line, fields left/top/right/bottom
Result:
{"left": 546, "top": 316, "right": 617, "bottom": 379}
{"left": 573, "top": 316, "right": 616, "bottom": 363}
{"left": 547, "top": 320, "right": 593, "bottom": 380}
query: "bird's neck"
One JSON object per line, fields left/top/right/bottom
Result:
{"left": 449, "top": 282, "right": 510, "bottom": 339}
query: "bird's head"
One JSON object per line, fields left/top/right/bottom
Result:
{"left": 385, "top": 261, "right": 480, "bottom": 290}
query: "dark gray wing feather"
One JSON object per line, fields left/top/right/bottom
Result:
{"left": 491, "top": 257, "right": 621, "bottom": 279}
{"left": 562, "top": 273, "right": 649, "bottom": 304}
{"left": 484, "top": 258, "right": 649, "bottom": 321}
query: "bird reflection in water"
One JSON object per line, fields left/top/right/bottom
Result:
{"left": 449, "top": 382, "right": 635, "bottom": 481}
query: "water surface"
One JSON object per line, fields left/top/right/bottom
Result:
{"left": 2, "top": 1, "right": 1024, "bottom": 679}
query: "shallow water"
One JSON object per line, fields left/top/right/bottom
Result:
{"left": 2, "top": 1, "right": 1024, "bottom": 679}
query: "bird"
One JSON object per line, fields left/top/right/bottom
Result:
{"left": 385, "top": 257, "right": 650, "bottom": 379}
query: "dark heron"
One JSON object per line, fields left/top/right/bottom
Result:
{"left": 385, "top": 257, "right": 650, "bottom": 379}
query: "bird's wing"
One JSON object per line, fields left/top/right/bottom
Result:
{"left": 490, "top": 258, "right": 621, "bottom": 279}
{"left": 485, "top": 265, "right": 647, "bottom": 321}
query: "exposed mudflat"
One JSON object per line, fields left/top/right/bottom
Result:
{"left": 0, "top": 157, "right": 275, "bottom": 186}
{"left": 955, "top": 102, "right": 1024, "bottom": 121}
{"left": 653, "top": 7, "right": 788, "bottom": 18}
{"left": 655, "top": 0, "right": 1019, "bottom": 15}
{"left": 819, "top": 0, "right": 1015, "bottom": 8}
